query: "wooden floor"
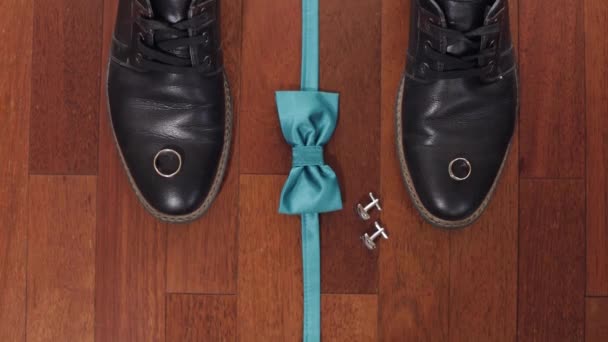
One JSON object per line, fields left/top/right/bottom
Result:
{"left": 1, "top": 0, "right": 607, "bottom": 341}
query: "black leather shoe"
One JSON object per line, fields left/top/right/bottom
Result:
{"left": 396, "top": 0, "right": 517, "bottom": 228}
{"left": 107, "top": 0, "right": 232, "bottom": 223}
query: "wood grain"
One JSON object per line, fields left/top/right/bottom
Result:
{"left": 29, "top": 0, "right": 102, "bottom": 174}
{"left": 448, "top": 2, "right": 519, "bottom": 340}
{"left": 95, "top": 1, "right": 167, "bottom": 341}
{"left": 518, "top": 0, "right": 585, "bottom": 178}
{"left": 321, "top": 295, "right": 377, "bottom": 342}
{"left": 379, "top": 0, "right": 450, "bottom": 340}
{"left": 518, "top": 180, "right": 585, "bottom": 341}
{"left": 166, "top": 0, "right": 242, "bottom": 295}
{"left": 166, "top": 294, "right": 236, "bottom": 342}
{"left": 585, "top": 0, "right": 608, "bottom": 296}
{"left": 0, "top": 0, "right": 32, "bottom": 340}
{"left": 237, "top": 175, "right": 302, "bottom": 341}
{"left": 239, "top": 0, "right": 299, "bottom": 174}
{"left": 26, "top": 176, "right": 95, "bottom": 342}
{"left": 586, "top": 298, "right": 608, "bottom": 342}
{"left": 319, "top": 0, "right": 381, "bottom": 294}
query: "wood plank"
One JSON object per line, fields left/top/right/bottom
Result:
{"left": 319, "top": 0, "right": 381, "bottom": 295}
{"left": 240, "top": 0, "right": 300, "bottom": 115}
{"left": 166, "top": 0, "right": 242, "bottom": 294}
{"left": 586, "top": 298, "right": 608, "bottom": 342}
{"left": 519, "top": 0, "right": 585, "bottom": 178}
{"left": 239, "top": 0, "right": 299, "bottom": 174}
{"left": 379, "top": 0, "right": 450, "bottom": 340}
{"left": 26, "top": 176, "right": 95, "bottom": 342}
{"left": 321, "top": 295, "right": 377, "bottom": 342}
{"left": 448, "top": 147, "right": 517, "bottom": 341}
{"left": 518, "top": 180, "right": 585, "bottom": 341}
{"left": 237, "top": 175, "right": 302, "bottom": 341}
{"left": 0, "top": 0, "right": 32, "bottom": 340}
{"left": 95, "top": 1, "right": 167, "bottom": 341}
{"left": 29, "top": 0, "right": 102, "bottom": 174}
{"left": 448, "top": 1, "right": 519, "bottom": 340}
{"left": 585, "top": 0, "right": 608, "bottom": 296}
{"left": 166, "top": 294, "right": 236, "bottom": 342}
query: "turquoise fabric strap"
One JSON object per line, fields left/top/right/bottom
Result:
{"left": 275, "top": 0, "right": 342, "bottom": 340}
{"left": 301, "top": 0, "right": 319, "bottom": 90}
{"left": 301, "top": 213, "right": 321, "bottom": 342}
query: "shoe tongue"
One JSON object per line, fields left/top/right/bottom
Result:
{"left": 149, "top": 0, "right": 193, "bottom": 61}
{"left": 435, "top": 0, "right": 491, "bottom": 31}
{"left": 435, "top": 0, "right": 493, "bottom": 56}
{"left": 150, "top": 0, "right": 191, "bottom": 24}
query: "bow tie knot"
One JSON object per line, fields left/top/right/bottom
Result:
{"left": 292, "top": 146, "right": 324, "bottom": 167}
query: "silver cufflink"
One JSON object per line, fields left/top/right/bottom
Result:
{"left": 361, "top": 221, "right": 388, "bottom": 250}
{"left": 356, "top": 192, "right": 382, "bottom": 220}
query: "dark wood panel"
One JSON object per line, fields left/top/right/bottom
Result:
{"left": 166, "top": 0, "right": 242, "bottom": 295}
{"left": 586, "top": 298, "right": 608, "bottom": 342}
{"left": 29, "top": 0, "right": 102, "bottom": 174}
{"left": 518, "top": 180, "right": 585, "bottom": 341}
{"left": 95, "top": 100, "right": 167, "bottom": 342}
{"left": 379, "top": 0, "right": 450, "bottom": 340}
{"left": 26, "top": 176, "right": 95, "bottom": 342}
{"left": 519, "top": 0, "right": 585, "bottom": 178}
{"left": 95, "top": 1, "right": 167, "bottom": 341}
{"left": 239, "top": 0, "right": 299, "bottom": 174}
{"left": 319, "top": 0, "right": 381, "bottom": 294}
{"left": 449, "top": 145, "right": 518, "bottom": 342}
{"left": 240, "top": 0, "right": 300, "bottom": 115}
{"left": 0, "top": 0, "right": 32, "bottom": 339}
{"left": 585, "top": 0, "right": 608, "bottom": 296}
{"left": 448, "top": 2, "right": 519, "bottom": 340}
{"left": 166, "top": 294, "right": 236, "bottom": 342}
{"left": 237, "top": 175, "right": 302, "bottom": 341}
{"left": 321, "top": 295, "right": 377, "bottom": 342}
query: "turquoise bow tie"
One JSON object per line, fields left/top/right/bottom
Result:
{"left": 276, "top": 90, "right": 343, "bottom": 215}
{"left": 276, "top": 1, "right": 341, "bottom": 340}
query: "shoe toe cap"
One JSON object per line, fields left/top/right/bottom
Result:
{"left": 122, "top": 141, "right": 224, "bottom": 218}
{"left": 404, "top": 145, "right": 507, "bottom": 227}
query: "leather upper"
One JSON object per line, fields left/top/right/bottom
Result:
{"left": 108, "top": 0, "right": 227, "bottom": 217}
{"left": 400, "top": 0, "right": 517, "bottom": 224}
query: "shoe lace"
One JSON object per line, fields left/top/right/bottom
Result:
{"left": 423, "top": 21, "right": 500, "bottom": 79}
{"left": 135, "top": 3, "right": 221, "bottom": 74}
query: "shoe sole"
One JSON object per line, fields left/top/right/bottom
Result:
{"left": 107, "top": 68, "right": 233, "bottom": 224}
{"left": 394, "top": 73, "right": 515, "bottom": 229}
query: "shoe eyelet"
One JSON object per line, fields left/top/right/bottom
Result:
{"left": 202, "top": 31, "right": 211, "bottom": 46}
{"left": 484, "top": 60, "right": 496, "bottom": 75}
{"left": 423, "top": 40, "right": 433, "bottom": 51}
{"left": 200, "top": 7, "right": 210, "bottom": 21}
{"left": 134, "top": 52, "right": 143, "bottom": 64}
{"left": 203, "top": 55, "right": 213, "bottom": 66}
{"left": 488, "top": 40, "right": 496, "bottom": 48}
{"left": 418, "top": 63, "right": 429, "bottom": 76}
